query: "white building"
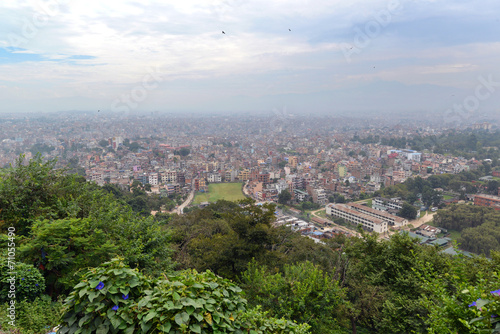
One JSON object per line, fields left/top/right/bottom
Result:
{"left": 160, "top": 171, "right": 177, "bottom": 184}
{"left": 208, "top": 173, "right": 222, "bottom": 183}
{"left": 326, "top": 203, "right": 388, "bottom": 233}
{"left": 148, "top": 173, "right": 158, "bottom": 186}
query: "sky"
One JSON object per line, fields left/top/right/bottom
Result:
{"left": 1, "top": 0, "right": 500, "bottom": 119}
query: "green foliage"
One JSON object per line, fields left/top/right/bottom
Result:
{"left": 20, "top": 218, "right": 118, "bottom": 291}
{"left": 277, "top": 190, "right": 291, "bottom": 205}
{"left": 342, "top": 232, "right": 452, "bottom": 333}
{"left": 241, "top": 261, "right": 345, "bottom": 333}
{"left": 415, "top": 249, "right": 500, "bottom": 333}
{"left": 0, "top": 258, "right": 45, "bottom": 303}
{"left": 0, "top": 154, "right": 61, "bottom": 235}
{"left": 434, "top": 204, "right": 500, "bottom": 256}
{"left": 59, "top": 258, "right": 310, "bottom": 334}
{"left": 0, "top": 155, "right": 173, "bottom": 296}
{"left": 399, "top": 202, "right": 418, "bottom": 220}
{"left": 0, "top": 296, "right": 64, "bottom": 334}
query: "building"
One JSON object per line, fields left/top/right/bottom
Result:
{"left": 312, "top": 188, "right": 327, "bottom": 204}
{"left": 160, "top": 171, "right": 177, "bottom": 184}
{"left": 288, "top": 156, "right": 298, "bottom": 168}
{"left": 474, "top": 194, "right": 500, "bottom": 210}
{"left": 293, "top": 189, "right": 308, "bottom": 202}
{"left": 258, "top": 172, "right": 270, "bottom": 184}
{"left": 326, "top": 203, "right": 388, "bottom": 233}
{"left": 348, "top": 202, "right": 408, "bottom": 227}
{"left": 207, "top": 173, "right": 222, "bottom": 183}
{"left": 239, "top": 169, "right": 250, "bottom": 181}
{"left": 372, "top": 197, "right": 403, "bottom": 212}
{"left": 148, "top": 173, "right": 158, "bottom": 186}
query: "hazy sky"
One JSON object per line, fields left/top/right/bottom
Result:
{"left": 1, "top": 0, "right": 500, "bottom": 118}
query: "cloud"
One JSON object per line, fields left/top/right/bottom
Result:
{"left": 0, "top": 0, "right": 499, "bottom": 113}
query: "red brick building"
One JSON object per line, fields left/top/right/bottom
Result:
{"left": 474, "top": 194, "right": 500, "bottom": 210}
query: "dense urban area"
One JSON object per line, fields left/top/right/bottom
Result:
{"left": 2, "top": 112, "right": 500, "bottom": 333}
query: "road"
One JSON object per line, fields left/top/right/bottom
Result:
{"left": 408, "top": 211, "right": 437, "bottom": 229}
{"left": 175, "top": 179, "right": 195, "bottom": 214}
{"left": 242, "top": 180, "right": 251, "bottom": 197}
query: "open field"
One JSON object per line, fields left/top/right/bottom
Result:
{"left": 192, "top": 183, "right": 246, "bottom": 205}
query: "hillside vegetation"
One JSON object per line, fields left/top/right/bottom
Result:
{"left": 1, "top": 155, "right": 500, "bottom": 333}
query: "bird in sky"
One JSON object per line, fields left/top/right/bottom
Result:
{"left": 289, "top": 29, "right": 291, "bottom": 31}
{"left": 222, "top": 31, "right": 225, "bottom": 34}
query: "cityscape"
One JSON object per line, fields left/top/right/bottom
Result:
{"left": 2, "top": 0, "right": 500, "bottom": 333}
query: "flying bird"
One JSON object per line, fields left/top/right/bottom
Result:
{"left": 222, "top": 31, "right": 225, "bottom": 34}
{"left": 289, "top": 29, "right": 291, "bottom": 31}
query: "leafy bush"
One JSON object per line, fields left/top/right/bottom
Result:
{"left": 59, "top": 258, "right": 310, "bottom": 334}
{"left": 0, "top": 295, "right": 64, "bottom": 334}
{"left": 0, "top": 259, "right": 45, "bottom": 303}
{"left": 242, "top": 261, "right": 345, "bottom": 333}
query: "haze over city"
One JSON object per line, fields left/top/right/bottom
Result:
{"left": 1, "top": 0, "right": 500, "bottom": 116}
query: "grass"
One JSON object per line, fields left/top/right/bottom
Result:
{"left": 447, "top": 230, "right": 462, "bottom": 240}
{"left": 314, "top": 209, "right": 328, "bottom": 218}
{"left": 442, "top": 195, "right": 454, "bottom": 200}
{"left": 366, "top": 199, "right": 373, "bottom": 208}
{"left": 192, "top": 183, "right": 246, "bottom": 205}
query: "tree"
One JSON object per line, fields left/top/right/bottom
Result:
{"left": 336, "top": 194, "right": 346, "bottom": 203}
{"left": 175, "top": 147, "right": 190, "bottom": 157}
{"left": 278, "top": 189, "right": 292, "bottom": 204}
{"left": 20, "top": 218, "right": 118, "bottom": 293}
{"left": 98, "top": 139, "right": 108, "bottom": 148}
{"left": 399, "top": 202, "right": 418, "bottom": 220}
{"left": 242, "top": 261, "right": 345, "bottom": 333}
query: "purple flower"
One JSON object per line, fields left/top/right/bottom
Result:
{"left": 469, "top": 298, "right": 481, "bottom": 307}
{"left": 112, "top": 305, "right": 119, "bottom": 311}
{"left": 35, "top": 284, "right": 39, "bottom": 287}
{"left": 490, "top": 289, "right": 500, "bottom": 295}
{"left": 21, "top": 278, "right": 25, "bottom": 281}
{"left": 95, "top": 282, "right": 105, "bottom": 290}
{"left": 122, "top": 294, "right": 129, "bottom": 300}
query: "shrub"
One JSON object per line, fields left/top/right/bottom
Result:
{"left": 0, "top": 259, "right": 45, "bottom": 303}
{"left": 59, "top": 258, "right": 310, "bottom": 333}
{"left": 0, "top": 296, "right": 64, "bottom": 334}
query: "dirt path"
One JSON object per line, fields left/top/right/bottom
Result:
{"left": 410, "top": 211, "right": 437, "bottom": 229}
{"left": 175, "top": 180, "right": 195, "bottom": 214}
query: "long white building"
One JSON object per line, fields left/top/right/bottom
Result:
{"left": 326, "top": 203, "right": 388, "bottom": 233}
{"left": 348, "top": 202, "right": 408, "bottom": 227}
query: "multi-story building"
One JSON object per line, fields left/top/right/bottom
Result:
{"left": 474, "top": 194, "right": 500, "bottom": 210}
{"left": 148, "top": 173, "right": 158, "bottom": 186}
{"left": 258, "top": 172, "right": 270, "bottom": 184}
{"left": 312, "top": 188, "right": 327, "bottom": 205}
{"left": 326, "top": 203, "right": 388, "bottom": 233}
{"left": 372, "top": 197, "right": 403, "bottom": 212}
{"left": 294, "top": 189, "right": 308, "bottom": 202}
{"left": 239, "top": 169, "right": 250, "bottom": 181}
{"left": 160, "top": 171, "right": 177, "bottom": 184}
{"left": 208, "top": 173, "right": 222, "bottom": 183}
{"left": 348, "top": 202, "right": 408, "bottom": 227}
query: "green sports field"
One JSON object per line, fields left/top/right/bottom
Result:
{"left": 192, "top": 183, "right": 246, "bottom": 205}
